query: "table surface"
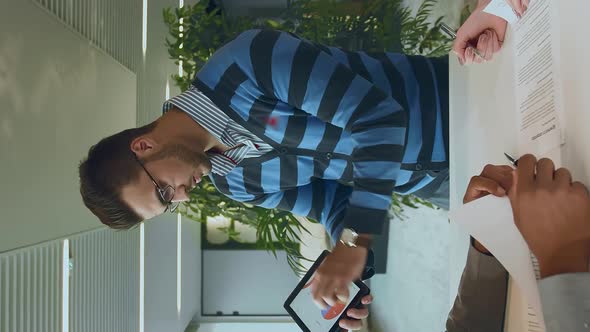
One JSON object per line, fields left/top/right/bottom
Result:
{"left": 448, "top": 0, "right": 590, "bottom": 328}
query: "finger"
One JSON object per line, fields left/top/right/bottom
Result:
{"left": 361, "top": 294, "right": 373, "bottom": 305}
{"left": 464, "top": 176, "right": 506, "bottom": 203}
{"left": 347, "top": 307, "right": 369, "bottom": 320}
{"left": 318, "top": 279, "right": 339, "bottom": 307}
{"left": 323, "top": 288, "right": 340, "bottom": 308}
{"left": 471, "top": 47, "right": 485, "bottom": 64}
{"left": 477, "top": 30, "right": 494, "bottom": 61}
{"left": 536, "top": 158, "right": 555, "bottom": 187}
{"left": 339, "top": 318, "right": 363, "bottom": 331}
{"left": 490, "top": 29, "right": 502, "bottom": 53}
{"left": 335, "top": 284, "right": 350, "bottom": 304}
{"left": 572, "top": 181, "right": 590, "bottom": 196}
{"left": 312, "top": 294, "right": 329, "bottom": 310}
{"left": 452, "top": 39, "right": 467, "bottom": 64}
{"left": 311, "top": 279, "right": 330, "bottom": 310}
{"left": 483, "top": 31, "right": 494, "bottom": 61}
{"left": 481, "top": 164, "right": 515, "bottom": 191}
{"left": 516, "top": 154, "right": 537, "bottom": 191}
{"left": 554, "top": 168, "right": 572, "bottom": 187}
{"left": 481, "top": 164, "right": 514, "bottom": 178}
{"left": 510, "top": 0, "right": 525, "bottom": 16}
{"left": 473, "top": 46, "right": 484, "bottom": 64}
{"left": 463, "top": 47, "right": 471, "bottom": 65}
{"left": 476, "top": 34, "right": 488, "bottom": 62}
{"left": 464, "top": 47, "right": 476, "bottom": 65}
{"left": 452, "top": 29, "right": 470, "bottom": 64}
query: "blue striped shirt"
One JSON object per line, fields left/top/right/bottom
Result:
{"left": 171, "top": 29, "right": 449, "bottom": 240}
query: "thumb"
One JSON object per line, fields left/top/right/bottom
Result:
{"left": 452, "top": 38, "right": 468, "bottom": 63}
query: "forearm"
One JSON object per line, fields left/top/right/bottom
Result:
{"left": 446, "top": 243, "right": 509, "bottom": 332}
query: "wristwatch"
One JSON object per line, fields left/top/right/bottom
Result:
{"left": 339, "top": 228, "right": 371, "bottom": 248}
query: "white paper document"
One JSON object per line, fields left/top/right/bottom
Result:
{"left": 484, "top": 0, "right": 519, "bottom": 24}
{"left": 509, "top": 1, "right": 564, "bottom": 328}
{"left": 513, "top": 0, "right": 564, "bottom": 157}
{"left": 448, "top": 196, "right": 546, "bottom": 331}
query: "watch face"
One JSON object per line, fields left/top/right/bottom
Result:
{"left": 340, "top": 228, "right": 357, "bottom": 246}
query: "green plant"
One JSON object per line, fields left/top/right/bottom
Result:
{"left": 164, "top": 0, "right": 448, "bottom": 274}
{"left": 179, "top": 174, "right": 314, "bottom": 275}
{"left": 390, "top": 192, "right": 437, "bottom": 221}
{"left": 273, "top": 0, "right": 451, "bottom": 56}
{"left": 398, "top": 1, "right": 453, "bottom": 56}
{"left": 163, "top": 0, "right": 452, "bottom": 86}
{"left": 163, "top": 2, "right": 257, "bottom": 92}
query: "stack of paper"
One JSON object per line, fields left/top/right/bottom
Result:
{"left": 448, "top": 196, "right": 546, "bottom": 331}
{"left": 511, "top": 0, "right": 565, "bottom": 157}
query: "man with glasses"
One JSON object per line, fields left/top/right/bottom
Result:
{"left": 79, "top": 28, "right": 448, "bottom": 329}
{"left": 78, "top": 21, "right": 503, "bottom": 329}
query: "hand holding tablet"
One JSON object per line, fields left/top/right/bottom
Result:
{"left": 284, "top": 251, "right": 371, "bottom": 332}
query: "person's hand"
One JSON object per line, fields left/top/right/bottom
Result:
{"left": 453, "top": 0, "right": 507, "bottom": 65}
{"left": 463, "top": 164, "right": 514, "bottom": 253}
{"left": 509, "top": 155, "right": 590, "bottom": 278}
{"left": 311, "top": 242, "right": 367, "bottom": 310}
{"left": 338, "top": 294, "right": 373, "bottom": 331}
{"left": 464, "top": 164, "right": 513, "bottom": 204}
{"left": 505, "top": 0, "right": 530, "bottom": 17}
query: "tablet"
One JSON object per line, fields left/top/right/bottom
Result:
{"left": 284, "top": 250, "right": 370, "bottom": 332}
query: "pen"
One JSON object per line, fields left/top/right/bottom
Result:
{"left": 504, "top": 153, "right": 518, "bottom": 167}
{"left": 440, "top": 22, "right": 485, "bottom": 61}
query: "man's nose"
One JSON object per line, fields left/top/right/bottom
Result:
{"left": 172, "top": 185, "right": 190, "bottom": 202}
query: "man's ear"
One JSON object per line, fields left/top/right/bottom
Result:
{"left": 130, "top": 136, "right": 157, "bottom": 158}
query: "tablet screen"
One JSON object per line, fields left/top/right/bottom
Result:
{"left": 289, "top": 279, "right": 361, "bottom": 332}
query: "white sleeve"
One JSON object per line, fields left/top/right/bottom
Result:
{"left": 539, "top": 273, "right": 590, "bottom": 332}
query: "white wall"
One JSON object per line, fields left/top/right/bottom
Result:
{"left": 68, "top": 228, "right": 141, "bottom": 332}
{"left": 202, "top": 250, "right": 299, "bottom": 316}
{"left": 144, "top": 214, "right": 201, "bottom": 332}
{"left": 136, "top": 0, "right": 183, "bottom": 126}
{"left": 0, "top": 0, "right": 137, "bottom": 252}
{"left": 0, "top": 0, "right": 203, "bottom": 330}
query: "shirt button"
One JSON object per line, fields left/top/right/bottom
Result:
{"left": 415, "top": 163, "right": 423, "bottom": 171}
{"left": 325, "top": 152, "right": 332, "bottom": 160}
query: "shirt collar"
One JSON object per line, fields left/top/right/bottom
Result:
{"left": 162, "top": 86, "right": 255, "bottom": 176}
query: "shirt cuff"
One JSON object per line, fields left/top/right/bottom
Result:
{"left": 340, "top": 205, "right": 387, "bottom": 235}
{"left": 539, "top": 273, "right": 590, "bottom": 332}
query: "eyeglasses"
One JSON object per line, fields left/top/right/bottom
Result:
{"left": 132, "top": 153, "right": 180, "bottom": 213}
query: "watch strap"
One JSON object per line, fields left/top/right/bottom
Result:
{"left": 355, "top": 235, "right": 372, "bottom": 249}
